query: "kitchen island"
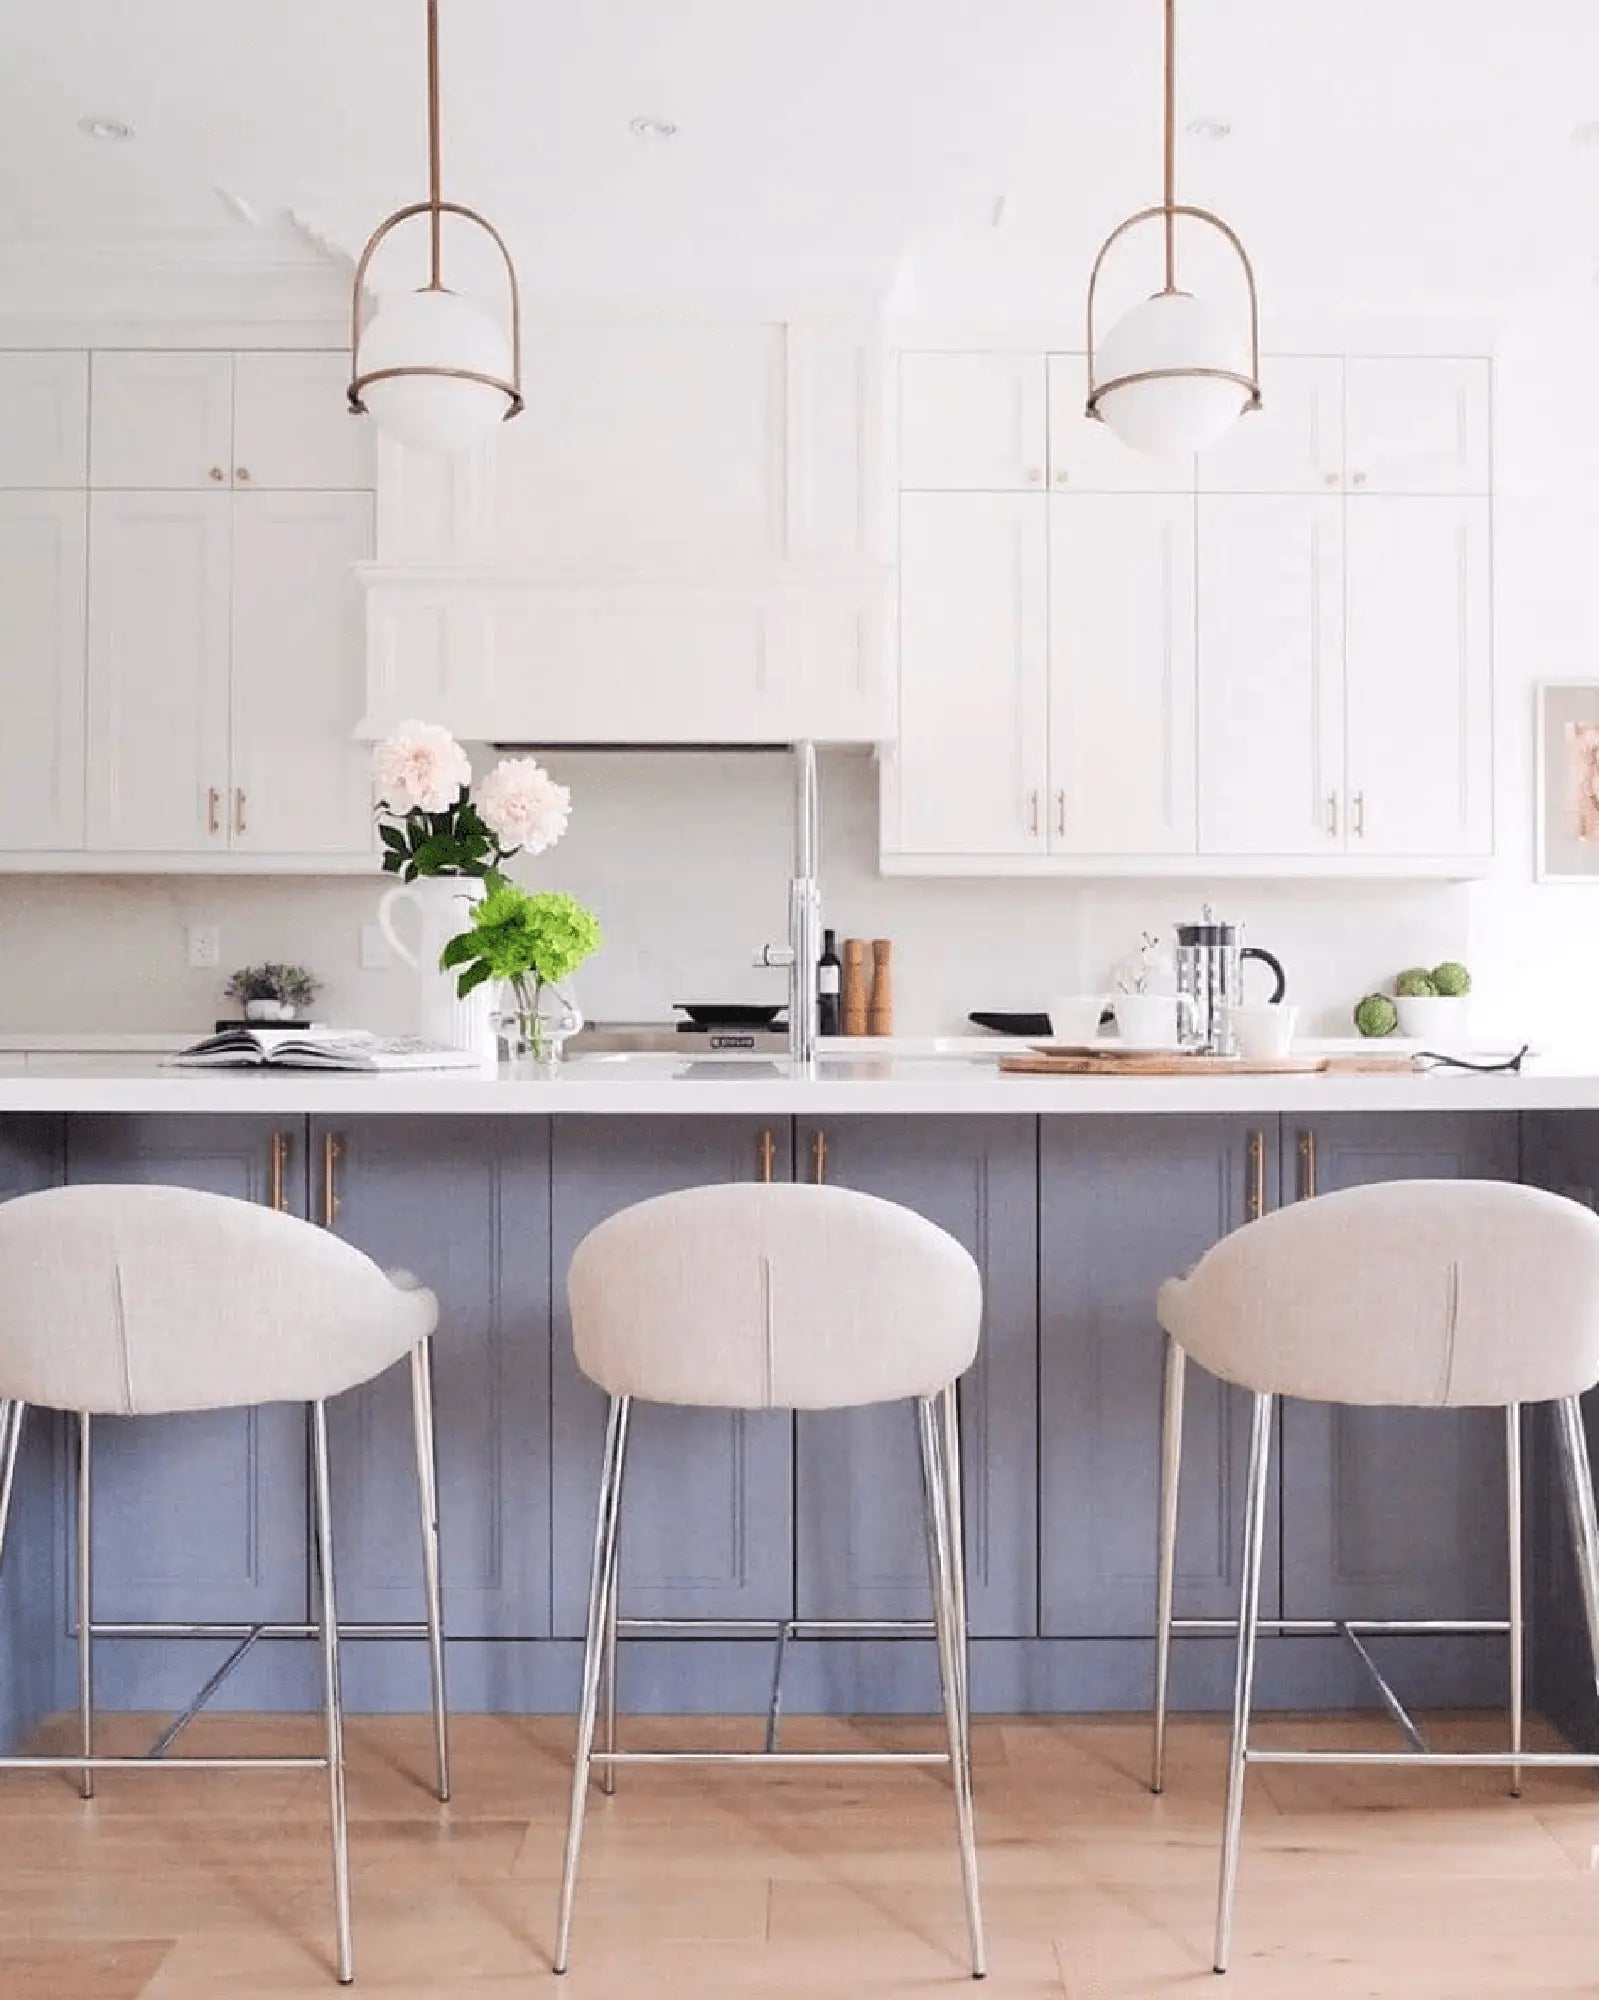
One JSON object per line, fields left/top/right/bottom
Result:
{"left": 1, "top": 1053, "right": 1597, "bottom": 1763}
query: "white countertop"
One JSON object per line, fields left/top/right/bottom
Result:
{"left": 0, "top": 1050, "right": 1592, "bottom": 1115}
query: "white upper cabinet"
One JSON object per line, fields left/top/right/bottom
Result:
{"left": 1345, "top": 497, "right": 1492, "bottom": 857}
{"left": 1046, "top": 354, "right": 1195, "bottom": 494}
{"left": 86, "top": 492, "right": 232, "bottom": 851}
{"left": 90, "top": 352, "right": 234, "bottom": 490}
{"left": 231, "top": 494, "right": 375, "bottom": 856}
{"left": 898, "top": 352, "right": 1046, "bottom": 491}
{"left": 1198, "top": 357, "right": 1344, "bottom": 493}
{"left": 0, "top": 354, "right": 88, "bottom": 487}
{"left": 888, "top": 492, "right": 1048, "bottom": 854}
{"left": 0, "top": 493, "right": 87, "bottom": 847}
{"left": 232, "top": 352, "right": 375, "bottom": 492}
{"left": 1344, "top": 358, "right": 1491, "bottom": 494}
{"left": 1197, "top": 496, "right": 1346, "bottom": 856}
{"left": 1048, "top": 494, "right": 1196, "bottom": 854}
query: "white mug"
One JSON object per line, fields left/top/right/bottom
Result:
{"left": 1048, "top": 995, "right": 1109, "bottom": 1043}
{"left": 1112, "top": 992, "right": 1196, "bottom": 1051}
{"left": 1227, "top": 1003, "right": 1298, "bottom": 1060}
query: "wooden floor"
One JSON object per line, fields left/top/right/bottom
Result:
{"left": 1, "top": 1709, "right": 1598, "bottom": 1996}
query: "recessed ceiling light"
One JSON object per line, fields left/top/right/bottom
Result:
{"left": 78, "top": 115, "right": 134, "bottom": 143}
{"left": 628, "top": 116, "right": 678, "bottom": 141}
{"left": 1186, "top": 116, "right": 1231, "bottom": 140}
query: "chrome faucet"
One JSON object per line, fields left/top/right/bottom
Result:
{"left": 753, "top": 739, "right": 822, "bottom": 1071}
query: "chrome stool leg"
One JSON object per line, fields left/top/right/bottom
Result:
{"left": 599, "top": 1500, "right": 621, "bottom": 1796}
{"left": 918, "top": 1394, "right": 986, "bottom": 1980}
{"left": 0, "top": 1402, "right": 25, "bottom": 1571}
{"left": 311, "top": 1399, "right": 354, "bottom": 1986}
{"left": 1214, "top": 1390, "right": 1273, "bottom": 1977}
{"left": 939, "top": 1383, "right": 972, "bottom": 1754}
{"left": 77, "top": 1411, "right": 94, "bottom": 1803}
{"left": 1506, "top": 1402, "right": 1524, "bottom": 1797}
{"left": 555, "top": 1395, "right": 632, "bottom": 1975}
{"left": 409, "top": 1338, "right": 450, "bottom": 1805}
{"left": 1557, "top": 1397, "right": 1599, "bottom": 1709}
{"left": 1152, "top": 1336, "right": 1186, "bottom": 1795}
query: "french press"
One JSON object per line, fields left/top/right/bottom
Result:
{"left": 1174, "top": 905, "right": 1287, "bottom": 1055}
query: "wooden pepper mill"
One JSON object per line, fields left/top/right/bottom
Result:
{"left": 841, "top": 939, "right": 869, "bottom": 1036}
{"left": 867, "top": 938, "right": 894, "bottom": 1036}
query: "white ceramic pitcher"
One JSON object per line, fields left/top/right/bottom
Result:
{"left": 376, "top": 876, "right": 499, "bottom": 1065}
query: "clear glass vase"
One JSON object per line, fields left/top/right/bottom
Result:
{"left": 497, "top": 976, "right": 584, "bottom": 1070}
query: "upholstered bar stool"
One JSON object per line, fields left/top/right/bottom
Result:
{"left": 1153, "top": 1179, "right": 1599, "bottom": 1973}
{"left": 554, "top": 1180, "right": 987, "bottom": 1978}
{"left": 0, "top": 1183, "right": 450, "bottom": 1986}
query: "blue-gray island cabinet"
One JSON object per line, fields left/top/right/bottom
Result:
{"left": 0, "top": 1104, "right": 1591, "bottom": 1749}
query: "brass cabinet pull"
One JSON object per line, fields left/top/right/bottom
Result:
{"left": 1055, "top": 790, "right": 1066, "bottom": 837}
{"left": 1323, "top": 471, "right": 1340, "bottom": 487}
{"left": 1352, "top": 789, "right": 1367, "bottom": 838}
{"left": 1246, "top": 1129, "right": 1266, "bottom": 1222}
{"left": 1351, "top": 469, "right": 1368, "bottom": 486}
{"left": 811, "top": 1128, "right": 828, "bottom": 1185}
{"left": 268, "top": 1130, "right": 289, "bottom": 1213}
{"left": 235, "top": 466, "right": 251, "bottom": 483}
{"left": 757, "top": 1128, "right": 775, "bottom": 1183}
{"left": 1026, "top": 790, "right": 1040, "bottom": 837}
{"left": 206, "top": 786, "right": 221, "bottom": 836}
{"left": 1326, "top": 791, "right": 1339, "bottom": 838}
{"left": 1298, "top": 1127, "right": 1318, "bottom": 1202}
{"left": 207, "top": 466, "right": 225, "bottom": 483}
{"left": 322, "top": 1133, "right": 343, "bottom": 1227}
{"left": 234, "top": 788, "right": 247, "bottom": 837}
{"left": 1026, "top": 465, "right": 1044, "bottom": 485}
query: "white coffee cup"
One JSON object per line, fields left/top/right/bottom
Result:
{"left": 1112, "top": 992, "right": 1195, "bottom": 1051}
{"left": 1227, "top": 1003, "right": 1298, "bottom": 1060}
{"left": 1048, "top": 995, "right": 1108, "bottom": 1043}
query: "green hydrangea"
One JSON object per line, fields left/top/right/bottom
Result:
{"left": 1431, "top": 960, "right": 1471, "bottom": 997}
{"left": 440, "top": 879, "right": 602, "bottom": 997}
{"left": 1354, "top": 993, "right": 1399, "bottom": 1037}
{"left": 1394, "top": 967, "right": 1437, "bottom": 998}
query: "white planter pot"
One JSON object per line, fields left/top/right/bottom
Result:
{"left": 377, "top": 875, "right": 498, "bottom": 1065}
{"left": 1395, "top": 994, "right": 1470, "bottom": 1050}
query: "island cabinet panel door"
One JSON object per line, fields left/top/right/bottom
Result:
{"left": 793, "top": 1118, "right": 1038, "bottom": 1637}
{"left": 1039, "top": 1116, "right": 1282, "bottom": 1636}
{"left": 62, "top": 1115, "right": 309, "bottom": 1625}
{"left": 1280, "top": 1113, "right": 1519, "bottom": 1627}
{"left": 312, "top": 1117, "right": 552, "bottom": 1638}
{"left": 550, "top": 1118, "right": 796, "bottom": 1633}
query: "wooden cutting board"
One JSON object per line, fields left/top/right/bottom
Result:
{"left": 999, "top": 1050, "right": 1422, "bottom": 1077}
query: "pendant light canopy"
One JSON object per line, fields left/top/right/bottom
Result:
{"left": 1085, "top": 0, "right": 1261, "bottom": 458}
{"left": 348, "top": 0, "right": 523, "bottom": 455}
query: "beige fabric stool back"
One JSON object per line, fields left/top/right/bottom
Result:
{"left": 569, "top": 1181, "right": 982, "bottom": 1410}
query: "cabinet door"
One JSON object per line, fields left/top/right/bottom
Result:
{"left": 232, "top": 352, "right": 375, "bottom": 492}
{"left": 1281, "top": 1114, "right": 1518, "bottom": 1627}
{"left": 0, "top": 352, "right": 87, "bottom": 487}
{"left": 64, "top": 1116, "right": 308, "bottom": 1624}
{"left": 1344, "top": 358, "right": 1490, "bottom": 494}
{"left": 1048, "top": 493, "right": 1197, "bottom": 855}
{"left": 230, "top": 492, "right": 375, "bottom": 856}
{"left": 85, "top": 492, "right": 231, "bottom": 852}
{"left": 1041, "top": 1117, "right": 1281, "bottom": 1635}
{"left": 313, "top": 1118, "right": 551, "bottom": 1637}
{"left": 90, "top": 352, "right": 233, "bottom": 490}
{"left": 1047, "top": 354, "right": 1195, "bottom": 494}
{"left": 794, "top": 1118, "right": 1037, "bottom": 1637}
{"left": 890, "top": 492, "right": 1048, "bottom": 856}
{"left": 898, "top": 352, "right": 1046, "bottom": 491}
{"left": 1198, "top": 356, "right": 1344, "bottom": 493}
{"left": 550, "top": 1119, "right": 794, "bottom": 1633}
{"left": 1197, "top": 495, "right": 1345, "bottom": 855}
{"left": 1345, "top": 497, "right": 1492, "bottom": 858}
{"left": 0, "top": 493, "right": 87, "bottom": 849}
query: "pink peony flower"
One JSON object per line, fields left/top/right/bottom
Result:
{"left": 475, "top": 757, "right": 572, "bottom": 856}
{"left": 373, "top": 720, "right": 472, "bottom": 815}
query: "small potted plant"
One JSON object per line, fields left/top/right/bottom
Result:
{"left": 440, "top": 882, "right": 602, "bottom": 1066}
{"left": 225, "top": 963, "right": 320, "bottom": 1024}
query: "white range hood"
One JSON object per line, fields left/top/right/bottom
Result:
{"left": 356, "top": 318, "right": 894, "bottom": 747}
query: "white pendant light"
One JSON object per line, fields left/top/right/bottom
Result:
{"left": 1086, "top": 0, "right": 1261, "bottom": 459}
{"left": 348, "top": 0, "right": 523, "bottom": 455}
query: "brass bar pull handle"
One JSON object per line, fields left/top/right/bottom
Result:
{"left": 234, "top": 789, "right": 247, "bottom": 837}
{"left": 1026, "top": 791, "right": 1040, "bottom": 838}
{"left": 811, "top": 1128, "right": 827, "bottom": 1185}
{"left": 268, "top": 1131, "right": 289, "bottom": 1214}
{"left": 757, "top": 1128, "right": 775, "bottom": 1184}
{"left": 1298, "top": 1127, "right": 1318, "bottom": 1202}
{"left": 322, "top": 1133, "right": 343, "bottom": 1228}
{"left": 1326, "top": 791, "right": 1339, "bottom": 839}
{"left": 206, "top": 786, "right": 221, "bottom": 836}
{"left": 1055, "top": 790, "right": 1066, "bottom": 837}
{"left": 1353, "top": 789, "right": 1366, "bottom": 839}
{"left": 1246, "top": 1129, "right": 1266, "bottom": 1222}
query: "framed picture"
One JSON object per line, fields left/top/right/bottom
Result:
{"left": 1537, "top": 681, "right": 1599, "bottom": 881}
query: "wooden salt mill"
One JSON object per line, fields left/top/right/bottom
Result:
{"left": 867, "top": 939, "right": 894, "bottom": 1036}
{"left": 841, "top": 939, "right": 869, "bottom": 1036}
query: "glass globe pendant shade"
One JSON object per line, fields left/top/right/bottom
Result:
{"left": 357, "top": 286, "right": 517, "bottom": 455}
{"left": 1092, "top": 290, "right": 1253, "bottom": 458}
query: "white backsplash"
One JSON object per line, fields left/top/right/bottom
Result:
{"left": 0, "top": 749, "right": 1470, "bottom": 1040}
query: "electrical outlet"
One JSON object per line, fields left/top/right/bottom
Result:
{"left": 360, "top": 923, "right": 394, "bottom": 971}
{"left": 186, "top": 924, "right": 220, "bottom": 970}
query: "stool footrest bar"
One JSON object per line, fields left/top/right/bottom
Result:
{"left": 88, "top": 1621, "right": 432, "bottom": 1641}
{"left": 614, "top": 1617, "right": 935, "bottom": 1635}
{"left": 590, "top": 1750, "right": 951, "bottom": 1767}
{"left": 0, "top": 1754, "right": 327, "bottom": 1771}
{"left": 1172, "top": 1617, "right": 1511, "bottom": 1636}
{"left": 1245, "top": 1749, "right": 1599, "bottom": 1768}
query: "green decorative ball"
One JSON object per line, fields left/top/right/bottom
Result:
{"left": 1395, "top": 967, "right": 1438, "bottom": 998}
{"left": 1354, "top": 993, "right": 1399, "bottom": 1037}
{"left": 1431, "top": 960, "right": 1472, "bottom": 998}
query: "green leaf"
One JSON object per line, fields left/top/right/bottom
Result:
{"left": 455, "top": 960, "right": 492, "bottom": 998}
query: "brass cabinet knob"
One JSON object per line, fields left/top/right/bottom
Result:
{"left": 1324, "top": 471, "right": 1340, "bottom": 487}
{"left": 1026, "top": 465, "right": 1043, "bottom": 484}
{"left": 208, "top": 466, "right": 225, "bottom": 482}
{"left": 235, "top": 466, "right": 251, "bottom": 482}
{"left": 1053, "top": 469, "right": 1069, "bottom": 485}
{"left": 1352, "top": 469, "right": 1368, "bottom": 486}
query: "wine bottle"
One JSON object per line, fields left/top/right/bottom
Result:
{"left": 817, "top": 928, "right": 842, "bottom": 1037}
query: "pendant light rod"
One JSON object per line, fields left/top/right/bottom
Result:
{"left": 426, "top": 0, "right": 443, "bottom": 289}
{"left": 1161, "top": 0, "right": 1176, "bottom": 292}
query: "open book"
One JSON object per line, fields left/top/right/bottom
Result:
{"left": 170, "top": 1028, "right": 488, "bottom": 1073}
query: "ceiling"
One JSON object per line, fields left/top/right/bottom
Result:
{"left": 4, "top": 1, "right": 1599, "bottom": 323}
